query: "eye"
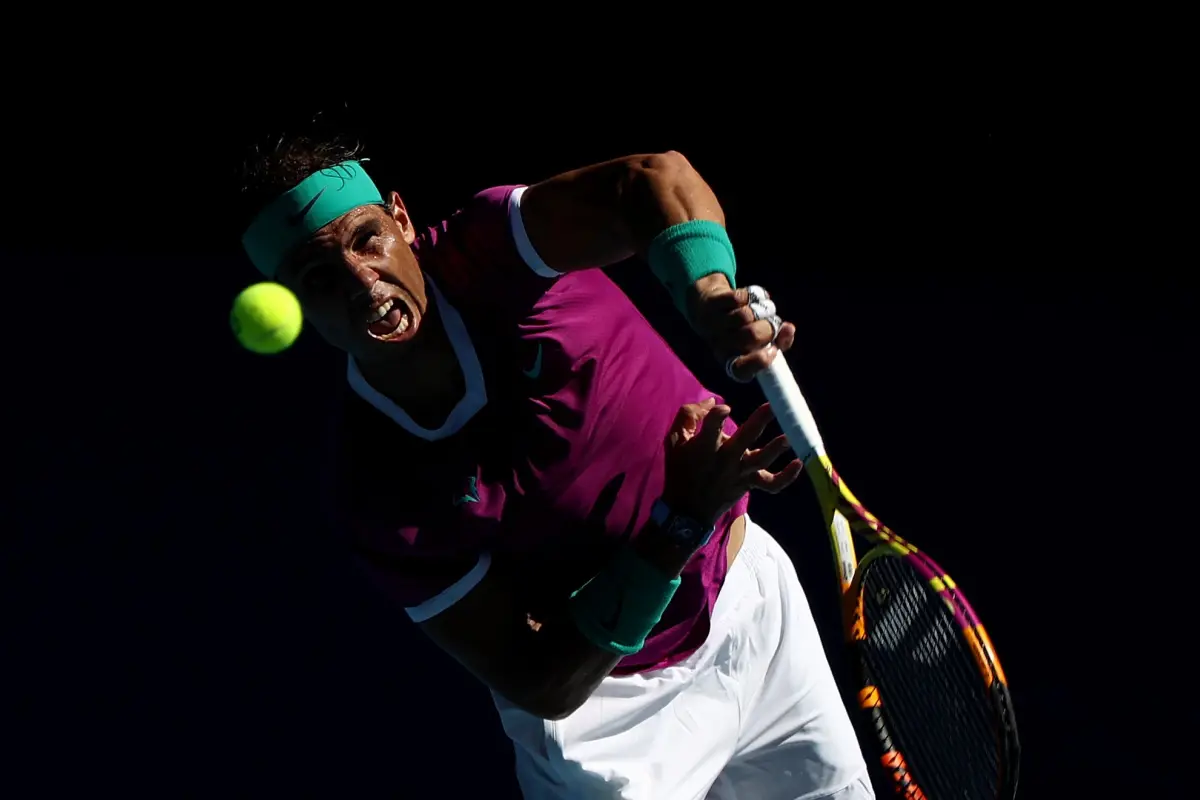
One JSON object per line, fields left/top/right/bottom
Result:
{"left": 354, "top": 221, "right": 383, "bottom": 251}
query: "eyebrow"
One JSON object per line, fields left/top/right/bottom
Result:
{"left": 355, "top": 217, "right": 383, "bottom": 235}
{"left": 281, "top": 209, "right": 383, "bottom": 274}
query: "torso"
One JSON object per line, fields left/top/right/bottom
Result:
{"left": 726, "top": 514, "right": 746, "bottom": 570}
{"left": 338, "top": 187, "right": 749, "bottom": 674}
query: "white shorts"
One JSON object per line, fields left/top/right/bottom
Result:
{"left": 492, "top": 517, "right": 875, "bottom": 800}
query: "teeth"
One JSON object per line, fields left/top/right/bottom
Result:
{"left": 366, "top": 299, "right": 395, "bottom": 323}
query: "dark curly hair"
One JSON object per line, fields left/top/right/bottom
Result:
{"left": 233, "top": 107, "right": 369, "bottom": 234}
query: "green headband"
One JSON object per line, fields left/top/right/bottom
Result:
{"left": 241, "top": 160, "right": 384, "bottom": 277}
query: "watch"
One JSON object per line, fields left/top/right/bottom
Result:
{"left": 650, "top": 498, "right": 717, "bottom": 550}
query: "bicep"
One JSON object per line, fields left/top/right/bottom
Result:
{"left": 520, "top": 163, "right": 640, "bottom": 272}
{"left": 353, "top": 515, "right": 612, "bottom": 718}
{"left": 357, "top": 543, "right": 540, "bottom": 700}
{"left": 520, "top": 151, "right": 717, "bottom": 273}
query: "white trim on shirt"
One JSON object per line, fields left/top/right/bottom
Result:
{"left": 346, "top": 274, "right": 487, "bottom": 441}
{"left": 509, "top": 185, "right": 562, "bottom": 278}
{"left": 404, "top": 552, "right": 493, "bottom": 622}
{"left": 352, "top": 188, "right": 550, "bottom": 619}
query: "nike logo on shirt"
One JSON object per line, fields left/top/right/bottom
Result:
{"left": 523, "top": 342, "right": 543, "bottom": 379}
{"left": 454, "top": 476, "right": 480, "bottom": 506}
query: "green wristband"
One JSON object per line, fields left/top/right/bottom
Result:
{"left": 569, "top": 546, "right": 681, "bottom": 656}
{"left": 646, "top": 220, "right": 738, "bottom": 321}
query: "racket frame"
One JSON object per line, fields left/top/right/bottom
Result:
{"left": 757, "top": 353, "right": 1020, "bottom": 800}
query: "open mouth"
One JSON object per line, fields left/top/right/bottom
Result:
{"left": 365, "top": 296, "right": 415, "bottom": 341}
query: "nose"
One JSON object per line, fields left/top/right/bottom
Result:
{"left": 342, "top": 258, "right": 381, "bottom": 302}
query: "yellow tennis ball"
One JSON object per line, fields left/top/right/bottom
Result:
{"left": 230, "top": 282, "right": 303, "bottom": 354}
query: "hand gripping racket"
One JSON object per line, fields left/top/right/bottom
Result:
{"left": 756, "top": 352, "right": 1021, "bottom": 800}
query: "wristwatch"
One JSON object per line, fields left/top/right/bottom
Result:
{"left": 650, "top": 498, "right": 717, "bottom": 550}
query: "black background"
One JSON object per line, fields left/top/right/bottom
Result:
{"left": 7, "top": 51, "right": 1193, "bottom": 797}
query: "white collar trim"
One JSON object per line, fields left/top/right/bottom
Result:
{"left": 346, "top": 275, "right": 487, "bottom": 441}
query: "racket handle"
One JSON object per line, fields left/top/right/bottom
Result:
{"left": 756, "top": 352, "right": 826, "bottom": 462}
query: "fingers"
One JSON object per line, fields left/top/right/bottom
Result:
{"left": 707, "top": 288, "right": 781, "bottom": 340}
{"left": 774, "top": 321, "right": 796, "bottom": 353}
{"left": 727, "top": 315, "right": 783, "bottom": 350}
{"left": 701, "top": 286, "right": 759, "bottom": 314}
{"left": 715, "top": 300, "right": 780, "bottom": 337}
{"left": 704, "top": 284, "right": 797, "bottom": 383}
{"left": 747, "top": 458, "right": 804, "bottom": 494}
{"left": 677, "top": 398, "right": 715, "bottom": 430}
{"left": 740, "top": 434, "right": 792, "bottom": 474}
{"left": 727, "top": 341, "right": 778, "bottom": 382}
{"left": 705, "top": 303, "right": 778, "bottom": 356}
{"left": 697, "top": 403, "right": 731, "bottom": 451}
{"left": 725, "top": 320, "right": 797, "bottom": 380}
{"left": 725, "top": 402, "right": 776, "bottom": 452}
{"left": 667, "top": 398, "right": 717, "bottom": 445}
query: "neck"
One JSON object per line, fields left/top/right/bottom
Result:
{"left": 356, "top": 296, "right": 465, "bottom": 429}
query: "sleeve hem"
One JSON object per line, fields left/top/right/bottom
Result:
{"left": 404, "top": 551, "right": 493, "bottom": 622}
{"left": 508, "top": 186, "right": 562, "bottom": 279}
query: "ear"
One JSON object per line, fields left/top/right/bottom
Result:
{"left": 385, "top": 191, "right": 416, "bottom": 244}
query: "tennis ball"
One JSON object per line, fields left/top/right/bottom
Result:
{"left": 230, "top": 282, "right": 303, "bottom": 354}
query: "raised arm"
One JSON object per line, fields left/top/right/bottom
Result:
{"left": 518, "top": 151, "right": 796, "bottom": 382}
{"left": 518, "top": 150, "right": 724, "bottom": 272}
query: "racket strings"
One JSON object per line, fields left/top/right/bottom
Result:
{"left": 860, "top": 557, "right": 1002, "bottom": 799}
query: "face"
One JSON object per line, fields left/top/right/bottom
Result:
{"left": 275, "top": 191, "right": 424, "bottom": 365}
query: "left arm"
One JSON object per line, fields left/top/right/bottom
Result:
{"left": 519, "top": 151, "right": 724, "bottom": 273}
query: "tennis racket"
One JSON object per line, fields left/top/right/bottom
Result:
{"left": 756, "top": 351, "right": 1021, "bottom": 800}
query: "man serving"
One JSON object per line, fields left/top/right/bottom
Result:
{"left": 237, "top": 135, "right": 873, "bottom": 799}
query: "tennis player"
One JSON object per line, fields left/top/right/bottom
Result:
{"left": 237, "top": 135, "right": 874, "bottom": 799}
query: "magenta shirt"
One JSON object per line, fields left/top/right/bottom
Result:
{"left": 340, "top": 186, "right": 749, "bottom": 674}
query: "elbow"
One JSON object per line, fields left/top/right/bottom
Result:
{"left": 525, "top": 697, "right": 583, "bottom": 722}
{"left": 639, "top": 149, "right": 693, "bottom": 175}
{"left": 624, "top": 150, "right": 725, "bottom": 229}
{"left": 496, "top": 649, "right": 594, "bottom": 720}
{"left": 629, "top": 150, "right": 696, "bottom": 192}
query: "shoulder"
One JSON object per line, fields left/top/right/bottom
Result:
{"left": 415, "top": 186, "right": 561, "bottom": 306}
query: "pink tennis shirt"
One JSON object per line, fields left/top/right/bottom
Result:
{"left": 338, "top": 186, "right": 749, "bottom": 674}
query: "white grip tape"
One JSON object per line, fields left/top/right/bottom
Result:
{"left": 756, "top": 353, "right": 826, "bottom": 462}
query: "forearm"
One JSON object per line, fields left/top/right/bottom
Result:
{"left": 619, "top": 151, "right": 726, "bottom": 252}
{"left": 504, "top": 599, "right": 622, "bottom": 720}
{"left": 514, "top": 517, "right": 705, "bottom": 718}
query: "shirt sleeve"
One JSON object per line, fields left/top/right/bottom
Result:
{"left": 334, "top": 394, "right": 506, "bottom": 621}
{"left": 418, "top": 185, "right": 563, "bottom": 309}
{"left": 348, "top": 499, "right": 502, "bottom": 621}
{"left": 353, "top": 539, "right": 492, "bottom": 623}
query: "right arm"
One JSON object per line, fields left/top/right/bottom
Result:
{"left": 412, "top": 400, "right": 799, "bottom": 721}
{"left": 418, "top": 515, "right": 700, "bottom": 721}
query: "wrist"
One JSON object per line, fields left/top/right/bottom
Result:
{"left": 650, "top": 497, "right": 717, "bottom": 549}
{"left": 688, "top": 273, "right": 732, "bottom": 324}
{"left": 659, "top": 480, "right": 721, "bottom": 529}
{"left": 693, "top": 272, "right": 732, "bottom": 297}
{"left": 647, "top": 220, "right": 737, "bottom": 321}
